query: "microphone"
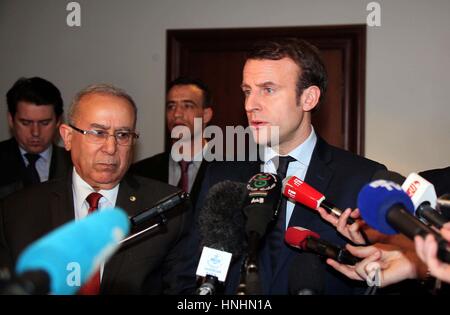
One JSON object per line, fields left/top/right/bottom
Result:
{"left": 371, "top": 170, "right": 448, "bottom": 229}
{"left": 282, "top": 176, "right": 355, "bottom": 224}
{"left": 4, "top": 208, "right": 129, "bottom": 295}
{"left": 402, "top": 173, "right": 448, "bottom": 229}
{"left": 240, "top": 172, "right": 282, "bottom": 295}
{"left": 129, "top": 190, "right": 189, "bottom": 226}
{"left": 285, "top": 226, "right": 360, "bottom": 265}
{"left": 195, "top": 180, "right": 247, "bottom": 295}
{"left": 357, "top": 180, "right": 450, "bottom": 262}
{"left": 288, "top": 252, "right": 325, "bottom": 295}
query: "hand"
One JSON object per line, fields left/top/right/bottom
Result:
{"left": 317, "top": 207, "right": 367, "bottom": 245}
{"left": 414, "top": 223, "right": 450, "bottom": 284}
{"left": 327, "top": 243, "right": 426, "bottom": 288}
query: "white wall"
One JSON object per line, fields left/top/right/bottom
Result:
{"left": 1, "top": 0, "right": 449, "bottom": 175}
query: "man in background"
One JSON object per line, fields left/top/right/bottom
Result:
{"left": 130, "top": 77, "right": 213, "bottom": 206}
{"left": 0, "top": 77, "right": 71, "bottom": 199}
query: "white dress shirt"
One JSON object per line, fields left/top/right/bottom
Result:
{"left": 262, "top": 127, "right": 317, "bottom": 229}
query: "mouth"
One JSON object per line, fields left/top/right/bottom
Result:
{"left": 95, "top": 162, "right": 118, "bottom": 170}
{"left": 249, "top": 120, "right": 269, "bottom": 129}
{"left": 28, "top": 140, "right": 43, "bottom": 146}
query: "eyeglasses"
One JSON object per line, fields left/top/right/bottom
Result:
{"left": 69, "top": 124, "right": 139, "bottom": 146}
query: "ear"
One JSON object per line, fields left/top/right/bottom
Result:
{"left": 7, "top": 112, "right": 14, "bottom": 129}
{"left": 202, "top": 107, "right": 213, "bottom": 126}
{"left": 59, "top": 123, "right": 73, "bottom": 151}
{"left": 300, "top": 86, "right": 321, "bottom": 112}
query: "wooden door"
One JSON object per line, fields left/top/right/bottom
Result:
{"left": 167, "top": 25, "right": 366, "bottom": 155}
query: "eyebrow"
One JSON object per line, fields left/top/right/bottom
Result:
{"left": 89, "top": 123, "right": 132, "bottom": 131}
{"left": 166, "top": 100, "right": 198, "bottom": 106}
{"left": 240, "top": 81, "right": 278, "bottom": 89}
{"left": 19, "top": 118, "right": 53, "bottom": 123}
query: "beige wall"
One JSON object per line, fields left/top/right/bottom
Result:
{"left": 1, "top": 0, "right": 449, "bottom": 175}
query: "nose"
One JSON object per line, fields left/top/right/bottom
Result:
{"left": 30, "top": 122, "right": 41, "bottom": 137}
{"left": 101, "top": 135, "right": 118, "bottom": 155}
{"left": 173, "top": 104, "right": 185, "bottom": 119}
{"left": 244, "top": 92, "right": 261, "bottom": 113}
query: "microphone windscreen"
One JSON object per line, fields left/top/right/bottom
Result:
{"left": 16, "top": 208, "right": 129, "bottom": 294}
{"left": 198, "top": 181, "right": 247, "bottom": 256}
{"left": 285, "top": 227, "right": 320, "bottom": 250}
{"left": 358, "top": 180, "right": 415, "bottom": 235}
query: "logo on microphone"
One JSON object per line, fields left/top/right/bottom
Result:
{"left": 369, "top": 180, "right": 402, "bottom": 191}
{"left": 247, "top": 173, "right": 278, "bottom": 192}
{"left": 293, "top": 177, "right": 304, "bottom": 187}
{"left": 286, "top": 188, "right": 297, "bottom": 200}
{"left": 405, "top": 180, "right": 420, "bottom": 198}
{"left": 207, "top": 254, "right": 223, "bottom": 269}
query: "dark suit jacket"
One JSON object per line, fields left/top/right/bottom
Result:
{"left": 130, "top": 151, "right": 209, "bottom": 208}
{"left": 177, "top": 137, "right": 386, "bottom": 295}
{"left": 0, "top": 173, "right": 192, "bottom": 294}
{"left": 419, "top": 166, "right": 450, "bottom": 198}
{"left": 0, "top": 138, "right": 72, "bottom": 199}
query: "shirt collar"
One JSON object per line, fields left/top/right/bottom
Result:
{"left": 19, "top": 144, "right": 52, "bottom": 163}
{"left": 262, "top": 126, "right": 317, "bottom": 166}
{"left": 72, "top": 168, "right": 119, "bottom": 214}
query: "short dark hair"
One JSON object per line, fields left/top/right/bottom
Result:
{"left": 6, "top": 77, "right": 64, "bottom": 118}
{"left": 167, "top": 76, "right": 212, "bottom": 108}
{"left": 246, "top": 38, "right": 328, "bottom": 106}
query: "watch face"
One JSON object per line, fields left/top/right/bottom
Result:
{"left": 246, "top": 173, "right": 279, "bottom": 192}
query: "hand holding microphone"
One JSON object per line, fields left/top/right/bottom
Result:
{"left": 358, "top": 179, "right": 450, "bottom": 263}
{"left": 326, "top": 242, "right": 427, "bottom": 289}
{"left": 282, "top": 176, "right": 368, "bottom": 244}
{"left": 415, "top": 223, "right": 450, "bottom": 284}
{"left": 282, "top": 176, "right": 356, "bottom": 223}
{"left": 285, "top": 226, "right": 360, "bottom": 265}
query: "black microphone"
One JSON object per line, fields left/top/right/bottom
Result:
{"left": 195, "top": 180, "right": 247, "bottom": 295}
{"left": 129, "top": 190, "right": 189, "bottom": 226}
{"left": 240, "top": 173, "right": 281, "bottom": 295}
{"left": 285, "top": 226, "right": 360, "bottom": 265}
{"left": 288, "top": 252, "right": 325, "bottom": 295}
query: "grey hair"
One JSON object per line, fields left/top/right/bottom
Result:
{"left": 68, "top": 83, "right": 137, "bottom": 126}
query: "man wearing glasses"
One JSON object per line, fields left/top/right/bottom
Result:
{"left": 0, "top": 84, "right": 192, "bottom": 294}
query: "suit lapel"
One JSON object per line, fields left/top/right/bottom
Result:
{"left": 50, "top": 175, "right": 75, "bottom": 228}
{"left": 101, "top": 175, "right": 142, "bottom": 291}
{"left": 189, "top": 160, "right": 208, "bottom": 206}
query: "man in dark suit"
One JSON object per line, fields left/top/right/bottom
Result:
{"left": 130, "top": 77, "right": 213, "bottom": 206}
{"left": 419, "top": 166, "right": 450, "bottom": 198}
{"left": 0, "top": 77, "right": 72, "bottom": 199}
{"left": 0, "top": 84, "right": 191, "bottom": 294}
{"left": 176, "top": 38, "right": 386, "bottom": 295}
